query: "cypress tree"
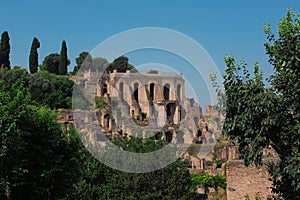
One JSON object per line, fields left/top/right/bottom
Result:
{"left": 29, "top": 37, "right": 40, "bottom": 74}
{"left": 0, "top": 31, "right": 11, "bottom": 69}
{"left": 59, "top": 40, "right": 68, "bottom": 75}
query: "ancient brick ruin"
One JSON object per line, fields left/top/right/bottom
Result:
{"left": 57, "top": 69, "right": 279, "bottom": 199}
{"left": 73, "top": 69, "right": 216, "bottom": 145}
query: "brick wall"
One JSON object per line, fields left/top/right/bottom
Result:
{"left": 226, "top": 159, "right": 277, "bottom": 200}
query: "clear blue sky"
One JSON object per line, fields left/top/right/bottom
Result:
{"left": 1, "top": 0, "right": 299, "bottom": 105}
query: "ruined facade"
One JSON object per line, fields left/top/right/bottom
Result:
{"left": 80, "top": 69, "right": 206, "bottom": 144}
{"left": 58, "top": 69, "right": 279, "bottom": 199}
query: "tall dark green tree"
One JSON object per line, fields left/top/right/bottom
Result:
{"left": 29, "top": 37, "right": 40, "bottom": 74}
{"left": 43, "top": 53, "right": 60, "bottom": 74}
{"left": 222, "top": 9, "right": 300, "bottom": 200}
{"left": 0, "top": 31, "right": 10, "bottom": 70}
{"left": 59, "top": 40, "right": 68, "bottom": 75}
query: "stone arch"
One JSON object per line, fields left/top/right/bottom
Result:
{"left": 165, "top": 131, "right": 173, "bottom": 143}
{"left": 155, "top": 132, "right": 162, "bottom": 140}
{"left": 177, "top": 84, "right": 181, "bottom": 100}
{"left": 104, "top": 114, "right": 110, "bottom": 128}
{"left": 197, "top": 129, "right": 202, "bottom": 137}
{"left": 149, "top": 82, "right": 155, "bottom": 101}
{"left": 119, "top": 82, "right": 124, "bottom": 99}
{"left": 166, "top": 103, "right": 176, "bottom": 124}
{"left": 133, "top": 82, "right": 139, "bottom": 102}
{"left": 101, "top": 78, "right": 108, "bottom": 96}
{"left": 163, "top": 83, "right": 170, "bottom": 101}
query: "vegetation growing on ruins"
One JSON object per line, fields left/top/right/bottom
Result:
{"left": 190, "top": 173, "right": 226, "bottom": 191}
{"left": 0, "top": 7, "right": 299, "bottom": 200}
{"left": 0, "top": 80, "right": 197, "bottom": 198}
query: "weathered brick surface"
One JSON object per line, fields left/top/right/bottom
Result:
{"left": 226, "top": 159, "right": 277, "bottom": 200}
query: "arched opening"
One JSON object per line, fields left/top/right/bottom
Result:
{"left": 176, "top": 131, "right": 184, "bottom": 144}
{"left": 163, "top": 83, "right": 170, "bottom": 101}
{"left": 104, "top": 114, "right": 110, "bottom": 128}
{"left": 177, "top": 84, "right": 181, "bottom": 100}
{"left": 133, "top": 82, "right": 139, "bottom": 102}
{"left": 155, "top": 132, "right": 162, "bottom": 140}
{"left": 119, "top": 82, "right": 124, "bottom": 99}
{"left": 197, "top": 129, "right": 202, "bottom": 137}
{"left": 166, "top": 103, "right": 176, "bottom": 124}
{"left": 101, "top": 84, "right": 107, "bottom": 96}
{"left": 194, "top": 117, "right": 199, "bottom": 127}
{"left": 101, "top": 78, "right": 108, "bottom": 96}
{"left": 149, "top": 83, "right": 155, "bottom": 101}
{"left": 165, "top": 131, "right": 173, "bottom": 143}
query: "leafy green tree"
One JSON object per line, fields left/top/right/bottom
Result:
{"left": 0, "top": 66, "right": 29, "bottom": 90}
{"left": 0, "top": 81, "right": 82, "bottom": 199}
{"left": 73, "top": 51, "right": 92, "bottom": 75}
{"left": 92, "top": 57, "right": 109, "bottom": 71}
{"left": 59, "top": 40, "right": 68, "bottom": 75}
{"left": 222, "top": 9, "right": 300, "bottom": 199}
{"left": 0, "top": 31, "right": 10, "bottom": 69}
{"left": 0, "top": 67, "right": 73, "bottom": 109}
{"left": 43, "top": 52, "right": 70, "bottom": 75}
{"left": 29, "top": 37, "right": 40, "bottom": 74}
{"left": 43, "top": 53, "right": 60, "bottom": 74}
{"left": 28, "top": 71, "right": 74, "bottom": 109}
{"left": 76, "top": 136, "right": 196, "bottom": 200}
{"left": 106, "top": 55, "right": 135, "bottom": 73}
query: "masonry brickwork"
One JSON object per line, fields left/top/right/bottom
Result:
{"left": 226, "top": 159, "right": 277, "bottom": 200}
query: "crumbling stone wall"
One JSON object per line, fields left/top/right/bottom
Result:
{"left": 226, "top": 159, "right": 277, "bottom": 200}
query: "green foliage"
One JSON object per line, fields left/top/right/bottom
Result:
{"left": 59, "top": 40, "right": 68, "bottom": 75}
{"left": 0, "top": 81, "right": 82, "bottom": 199}
{"left": 0, "top": 31, "right": 10, "bottom": 69}
{"left": 106, "top": 55, "right": 135, "bottom": 73}
{"left": 0, "top": 67, "right": 29, "bottom": 90}
{"left": 245, "top": 194, "right": 250, "bottom": 200}
{"left": 43, "top": 52, "right": 70, "bottom": 75}
{"left": 29, "top": 37, "right": 40, "bottom": 74}
{"left": 28, "top": 71, "right": 74, "bottom": 109}
{"left": 76, "top": 136, "right": 196, "bottom": 199}
{"left": 73, "top": 51, "right": 92, "bottom": 75}
{"left": 0, "top": 67, "right": 73, "bottom": 109}
{"left": 92, "top": 57, "right": 109, "bottom": 71}
{"left": 222, "top": 9, "right": 300, "bottom": 199}
{"left": 190, "top": 173, "right": 227, "bottom": 191}
{"left": 95, "top": 96, "right": 108, "bottom": 108}
{"left": 43, "top": 53, "right": 60, "bottom": 74}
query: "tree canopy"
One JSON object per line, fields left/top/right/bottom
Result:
{"left": 42, "top": 53, "right": 60, "bottom": 74}
{"left": 76, "top": 136, "right": 196, "bottom": 200}
{"left": 106, "top": 55, "right": 135, "bottom": 73}
{"left": 0, "top": 67, "right": 74, "bottom": 109}
{"left": 0, "top": 81, "right": 82, "bottom": 199}
{"left": 42, "top": 52, "right": 70, "bottom": 75}
{"left": 73, "top": 51, "right": 92, "bottom": 75}
{"left": 222, "top": 9, "right": 300, "bottom": 199}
